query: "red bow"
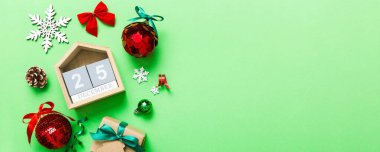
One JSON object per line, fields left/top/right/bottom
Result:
{"left": 22, "top": 102, "right": 75, "bottom": 144}
{"left": 158, "top": 74, "right": 170, "bottom": 89}
{"left": 77, "top": 1, "right": 115, "bottom": 37}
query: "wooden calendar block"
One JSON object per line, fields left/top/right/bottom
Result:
{"left": 55, "top": 42, "right": 125, "bottom": 109}
{"left": 62, "top": 66, "right": 93, "bottom": 96}
{"left": 86, "top": 58, "right": 116, "bottom": 87}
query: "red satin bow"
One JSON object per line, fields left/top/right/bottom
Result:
{"left": 77, "top": 1, "right": 115, "bottom": 37}
{"left": 22, "top": 101, "right": 75, "bottom": 144}
{"left": 158, "top": 74, "right": 170, "bottom": 89}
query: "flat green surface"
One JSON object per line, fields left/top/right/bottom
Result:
{"left": 2, "top": 0, "right": 380, "bottom": 151}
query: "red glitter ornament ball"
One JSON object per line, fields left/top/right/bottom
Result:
{"left": 35, "top": 114, "right": 72, "bottom": 149}
{"left": 122, "top": 22, "right": 158, "bottom": 58}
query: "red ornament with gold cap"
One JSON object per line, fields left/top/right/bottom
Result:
{"left": 122, "top": 6, "right": 164, "bottom": 58}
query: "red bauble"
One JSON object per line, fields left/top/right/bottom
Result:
{"left": 122, "top": 22, "right": 158, "bottom": 58}
{"left": 35, "top": 114, "right": 72, "bottom": 149}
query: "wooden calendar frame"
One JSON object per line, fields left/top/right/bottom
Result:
{"left": 55, "top": 42, "right": 125, "bottom": 109}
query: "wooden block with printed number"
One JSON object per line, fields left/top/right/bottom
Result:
{"left": 86, "top": 58, "right": 117, "bottom": 87}
{"left": 62, "top": 66, "right": 93, "bottom": 96}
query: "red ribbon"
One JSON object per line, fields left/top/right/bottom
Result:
{"left": 22, "top": 101, "right": 75, "bottom": 144}
{"left": 77, "top": 1, "right": 115, "bottom": 37}
{"left": 158, "top": 74, "right": 170, "bottom": 89}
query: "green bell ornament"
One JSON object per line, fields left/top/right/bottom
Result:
{"left": 134, "top": 99, "right": 152, "bottom": 114}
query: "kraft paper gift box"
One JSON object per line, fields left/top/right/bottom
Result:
{"left": 91, "top": 116, "right": 146, "bottom": 152}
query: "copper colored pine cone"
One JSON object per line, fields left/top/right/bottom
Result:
{"left": 25, "top": 66, "right": 47, "bottom": 88}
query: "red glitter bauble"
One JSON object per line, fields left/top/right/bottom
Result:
{"left": 122, "top": 22, "right": 158, "bottom": 58}
{"left": 35, "top": 114, "right": 72, "bottom": 149}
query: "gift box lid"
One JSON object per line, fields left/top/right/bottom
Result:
{"left": 91, "top": 116, "right": 146, "bottom": 152}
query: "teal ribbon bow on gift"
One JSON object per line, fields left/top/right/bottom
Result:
{"left": 129, "top": 6, "right": 164, "bottom": 36}
{"left": 90, "top": 121, "right": 143, "bottom": 152}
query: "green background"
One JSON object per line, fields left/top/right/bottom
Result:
{"left": 1, "top": 0, "right": 380, "bottom": 151}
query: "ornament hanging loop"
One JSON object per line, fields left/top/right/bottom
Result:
{"left": 129, "top": 6, "right": 164, "bottom": 36}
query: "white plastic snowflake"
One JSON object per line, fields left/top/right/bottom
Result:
{"left": 132, "top": 67, "right": 149, "bottom": 84}
{"left": 151, "top": 86, "right": 159, "bottom": 95}
{"left": 26, "top": 4, "right": 71, "bottom": 53}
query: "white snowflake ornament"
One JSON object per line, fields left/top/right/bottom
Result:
{"left": 26, "top": 4, "right": 71, "bottom": 53}
{"left": 151, "top": 86, "right": 159, "bottom": 95}
{"left": 132, "top": 67, "right": 149, "bottom": 84}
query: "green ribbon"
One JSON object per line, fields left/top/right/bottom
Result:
{"left": 129, "top": 6, "right": 164, "bottom": 36}
{"left": 66, "top": 117, "right": 88, "bottom": 152}
{"left": 90, "top": 121, "right": 143, "bottom": 152}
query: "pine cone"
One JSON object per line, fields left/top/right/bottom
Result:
{"left": 26, "top": 66, "right": 47, "bottom": 88}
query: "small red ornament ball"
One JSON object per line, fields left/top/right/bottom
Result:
{"left": 35, "top": 114, "right": 72, "bottom": 149}
{"left": 122, "top": 22, "right": 158, "bottom": 58}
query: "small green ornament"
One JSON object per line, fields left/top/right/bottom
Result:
{"left": 134, "top": 99, "right": 152, "bottom": 114}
